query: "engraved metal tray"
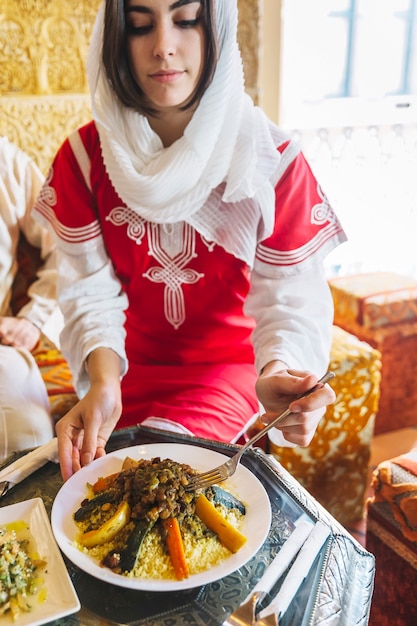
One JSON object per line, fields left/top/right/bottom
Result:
{"left": 0, "top": 426, "right": 375, "bottom": 625}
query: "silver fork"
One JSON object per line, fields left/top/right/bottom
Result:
{"left": 185, "top": 371, "right": 335, "bottom": 492}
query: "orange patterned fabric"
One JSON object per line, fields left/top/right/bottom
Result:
{"left": 32, "top": 335, "right": 77, "bottom": 422}
{"left": 269, "top": 325, "right": 382, "bottom": 524}
{"left": 370, "top": 450, "right": 417, "bottom": 542}
{"left": 329, "top": 272, "right": 417, "bottom": 434}
{"left": 329, "top": 272, "right": 417, "bottom": 330}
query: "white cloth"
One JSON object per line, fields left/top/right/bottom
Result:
{"left": 0, "top": 136, "right": 62, "bottom": 342}
{"left": 87, "top": 0, "right": 281, "bottom": 267}
{"left": 0, "top": 437, "right": 58, "bottom": 487}
{"left": 0, "top": 346, "right": 53, "bottom": 461}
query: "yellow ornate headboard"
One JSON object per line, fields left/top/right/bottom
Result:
{"left": 0, "top": 0, "right": 261, "bottom": 174}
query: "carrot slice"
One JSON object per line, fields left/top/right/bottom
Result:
{"left": 162, "top": 517, "right": 189, "bottom": 580}
{"left": 92, "top": 472, "right": 120, "bottom": 493}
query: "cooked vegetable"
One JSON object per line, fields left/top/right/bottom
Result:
{"left": 209, "top": 485, "right": 246, "bottom": 514}
{"left": 119, "top": 519, "right": 155, "bottom": 572}
{"left": 195, "top": 494, "right": 247, "bottom": 553}
{"left": 0, "top": 525, "right": 46, "bottom": 621}
{"left": 92, "top": 472, "right": 121, "bottom": 494}
{"left": 79, "top": 501, "right": 131, "bottom": 548}
{"left": 73, "top": 456, "right": 247, "bottom": 580}
{"left": 74, "top": 489, "right": 119, "bottom": 522}
{"left": 121, "top": 457, "right": 140, "bottom": 470}
{"left": 161, "top": 517, "right": 189, "bottom": 580}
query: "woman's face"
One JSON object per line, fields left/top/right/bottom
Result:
{"left": 125, "top": 0, "right": 206, "bottom": 112}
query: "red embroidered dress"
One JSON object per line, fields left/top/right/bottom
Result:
{"left": 35, "top": 121, "right": 345, "bottom": 441}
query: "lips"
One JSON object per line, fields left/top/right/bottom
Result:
{"left": 150, "top": 70, "right": 183, "bottom": 83}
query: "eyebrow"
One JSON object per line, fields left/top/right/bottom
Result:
{"left": 126, "top": 0, "right": 201, "bottom": 14}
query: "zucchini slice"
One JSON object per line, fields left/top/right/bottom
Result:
{"left": 74, "top": 490, "right": 120, "bottom": 522}
{"left": 208, "top": 485, "right": 246, "bottom": 515}
{"left": 119, "top": 519, "right": 155, "bottom": 573}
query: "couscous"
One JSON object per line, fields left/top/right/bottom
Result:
{"left": 73, "top": 456, "right": 247, "bottom": 581}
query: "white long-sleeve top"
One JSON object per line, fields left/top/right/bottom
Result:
{"left": 245, "top": 262, "right": 334, "bottom": 377}
{"left": 0, "top": 137, "right": 61, "bottom": 339}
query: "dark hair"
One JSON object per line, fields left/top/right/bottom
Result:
{"left": 102, "top": 0, "right": 218, "bottom": 115}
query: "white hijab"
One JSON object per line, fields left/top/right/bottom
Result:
{"left": 87, "top": 0, "right": 281, "bottom": 266}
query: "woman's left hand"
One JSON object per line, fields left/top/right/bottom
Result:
{"left": 255, "top": 363, "right": 336, "bottom": 446}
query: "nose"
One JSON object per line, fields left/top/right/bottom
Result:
{"left": 153, "top": 23, "right": 176, "bottom": 58}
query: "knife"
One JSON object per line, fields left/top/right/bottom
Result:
{"left": 0, "top": 437, "right": 58, "bottom": 497}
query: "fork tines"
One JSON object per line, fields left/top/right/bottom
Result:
{"left": 185, "top": 469, "right": 223, "bottom": 492}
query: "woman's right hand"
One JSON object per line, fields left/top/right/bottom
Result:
{"left": 55, "top": 348, "right": 123, "bottom": 481}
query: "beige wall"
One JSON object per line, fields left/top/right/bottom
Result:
{"left": 237, "top": 0, "right": 261, "bottom": 104}
{"left": 259, "top": 0, "right": 281, "bottom": 123}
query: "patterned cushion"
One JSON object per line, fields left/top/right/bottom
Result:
{"left": 366, "top": 451, "right": 417, "bottom": 625}
{"left": 370, "top": 450, "right": 417, "bottom": 542}
{"left": 329, "top": 272, "right": 417, "bottom": 434}
{"left": 32, "top": 335, "right": 77, "bottom": 422}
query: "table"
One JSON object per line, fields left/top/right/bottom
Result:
{"left": 0, "top": 426, "right": 375, "bottom": 625}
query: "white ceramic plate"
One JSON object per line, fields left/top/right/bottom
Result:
{"left": 51, "top": 443, "right": 271, "bottom": 591}
{"left": 0, "top": 498, "right": 80, "bottom": 625}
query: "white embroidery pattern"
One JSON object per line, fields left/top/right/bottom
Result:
{"left": 107, "top": 208, "right": 204, "bottom": 329}
{"left": 35, "top": 167, "right": 103, "bottom": 244}
{"left": 145, "top": 223, "right": 203, "bottom": 329}
{"left": 311, "top": 184, "right": 334, "bottom": 225}
{"left": 106, "top": 206, "right": 146, "bottom": 244}
{"left": 201, "top": 235, "right": 216, "bottom": 252}
{"left": 255, "top": 182, "right": 345, "bottom": 269}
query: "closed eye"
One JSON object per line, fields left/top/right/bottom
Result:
{"left": 127, "top": 18, "right": 201, "bottom": 36}
{"left": 175, "top": 18, "right": 200, "bottom": 28}
{"left": 127, "top": 23, "right": 153, "bottom": 36}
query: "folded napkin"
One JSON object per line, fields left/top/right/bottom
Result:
{"left": 257, "top": 520, "right": 331, "bottom": 621}
{"left": 0, "top": 438, "right": 58, "bottom": 495}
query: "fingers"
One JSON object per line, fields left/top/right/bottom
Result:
{"left": 0, "top": 329, "right": 13, "bottom": 346}
{"left": 80, "top": 421, "right": 103, "bottom": 467}
{"left": 0, "top": 318, "right": 40, "bottom": 350}
{"left": 55, "top": 391, "right": 120, "bottom": 481}
{"left": 289, "top": 379, "right": 336, "bottom": 413}
{"left": 258, "top": 371, "right": 336, "bottom": 448}
{"left": 278, "top": 407, "right": 326, "bottom": 447}
{"left": 57, "top": 429, "right": 80, "bottom": 482}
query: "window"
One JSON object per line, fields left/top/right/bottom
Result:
{"left": 278, "top": 0, "right": 417, "bottom": 127}
{"left": 260, "top": 0, "right": 417, "bottom": 278}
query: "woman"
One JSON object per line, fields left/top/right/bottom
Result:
{"left": 34, "top": 0, "right": 345, "bottom": 480}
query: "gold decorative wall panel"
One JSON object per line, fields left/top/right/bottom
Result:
{"left": 238, "top": 0, "right": 261, "bottom": 103}
{"left": 0, "top": 0, "right": 101, "bottom": 94}
{"left": 0, "top": 94, "right": 92, "bottom": 173}
{"left": 0, "top": 0, "right": 101, "bottom": 172}
{"left": 0, "top": 0, "right": 261, "bottom": 173}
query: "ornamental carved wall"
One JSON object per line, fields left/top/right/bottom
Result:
{"left": 0, "top": 0, "right": 261, "bottom": 173}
